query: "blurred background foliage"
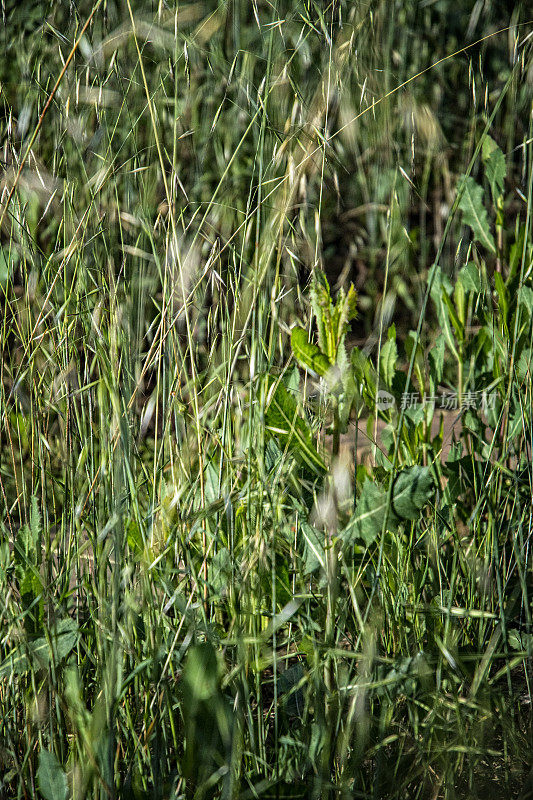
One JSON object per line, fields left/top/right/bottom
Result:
{"left": 1, "top": 0, "right": 530, "bottom": 338}
{"left": 0, "top": 1, "right": 532, "bottom": 799}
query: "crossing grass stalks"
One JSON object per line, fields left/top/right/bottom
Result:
{"left": 0, "top": 2, "right": 533, "bottom": 798}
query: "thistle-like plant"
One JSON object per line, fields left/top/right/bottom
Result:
{"left": 290, "top": 270, "right": 358, "bottom": 455}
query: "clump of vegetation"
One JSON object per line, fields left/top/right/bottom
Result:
{"left": 0, "top": 2, "right": 532, "bottom": 798}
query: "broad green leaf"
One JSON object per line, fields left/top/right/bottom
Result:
{"left": 0, "top": 249, "right": 10, "bottom": 287}
{"left": 391, "top": 466, "right": 434, "bottom": 521}
{"left": 127, "top": 519, "right": 143, "bottom": 556}
{"left": 508, "top": 629, "right": 533, "bottom": 651}
{"left": 209, "top": 547, "right": 232, "bottom": 594}
{"left": 507, "top": 408, "right": 524, "bottom": 442}
{"left": 29, "top": 495, "right": 41, "bottom": 545}
{"left": 509, "top": 223, "right": 532, "bottom": 281}
{"left": 264, "top": 375, "right": 326, "bottom": 475}
{"left": 429, "top": 265, "right": 459, "bottom": 360}
{"left": 516, "top": 347, "right": 533, "bottom": 381}
{"left": 183, "top": 641, "right": 220, "bottom": 702}
{"left": 0, "top": 541, "right": 10, "bottom": 584}
{"left": 351, "top": 346, "right": 378, "bottom": 408}
{"left": 285, "top": 365, "right": 300, "bottom": 394}
{"left": 341, "top": 467, "right": 434, "bottom": 548}
{"left": 37, "top": 750, "right": 68, "bottom": 800}
{"left": 405, "top": 402, "right": 425, "bottom": 427}
{"left": 351, "top": 346, "right": 371, "bottom": 387}
{"left": 290, "top": 327, "right": 331, "bottom": 377}
{"left": 15, "top": 501, "right": 43, "bottom": 604}
{"left": 379, "top": 330, "right": 398, "bottom": 387}
{"left": 341, "top": 479, "right": 389, "bottom": 547}
{"left": 17, "top": 563, "right": 42, "bottom": 599}
{"left": 0, "top": 619, "right": 79, "bottom": 679}
{"left": 204, "top": 461, "right": 220, "bottom": 503}
{"left": 181, "top": 641, "right": 232, "bottom": 785}
{"left": 403, "top": 330, "right": 423, "bottom": 363}
{"left": 265, "top": 437, "right": 283, "bottom": 471}
{"left": 518, "top": 285, "right": 533, "bottom": 315}
{"left": 457, "top": 176, "right": 496, "bottom": 253}
{"left": 277, "top": 662, "right": 305, "bottom": 717}
{"left": 0, "top": 648, "right": 32, "bottom": 679}
{"left": 482, "top": 136, "right": 506, "bottom": 205}
{"left": 458, "top": 261, "right": 482, "bottom": 294}
{"left": 301, "top": 520, "right": 326, "bottom": 574}
{"left": 47, "top": 619, "right": 79, "bottom": 662}
{"left": 338, "top": 368, "right": 358, "bottom": 433}
{"left": 428, "top": 336, "right": 445, "bottom": 385}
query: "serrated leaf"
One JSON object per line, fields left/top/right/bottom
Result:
{"left": 264, "top": 375, "right": 326, "bottom": 475}
{"left": 482, "top": 136, "right": 506, "bottom": 205}
{"left": 332, "top": 283, "right": 358, "bottom": 355}
{"left": 307, "top": 272, "right": 357, "bottom": 371}
{"left": 345, "top": 284, "right": 358, "bottom": 322}
{"left": 458, "top": 176, "right": 496, "bottom": 253}
{"left": 309, "top": 271, "right": 333, "bottom": 358}
{"left": 37, "top": 750, "right": 68, "bottom": 800}
{"left": 290, "top": 327, "right": 331, "bottom": 377}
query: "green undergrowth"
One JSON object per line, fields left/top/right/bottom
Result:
{"left": 0, "top": 2, "right": 533, "bottom": 799}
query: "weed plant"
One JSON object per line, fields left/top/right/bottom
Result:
{"left": 0, "top": 2, "right": 533, "bottom": 799}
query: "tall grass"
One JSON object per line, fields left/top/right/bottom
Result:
{"left": 0, "top": 2, "right": 532, "bottom": 798}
